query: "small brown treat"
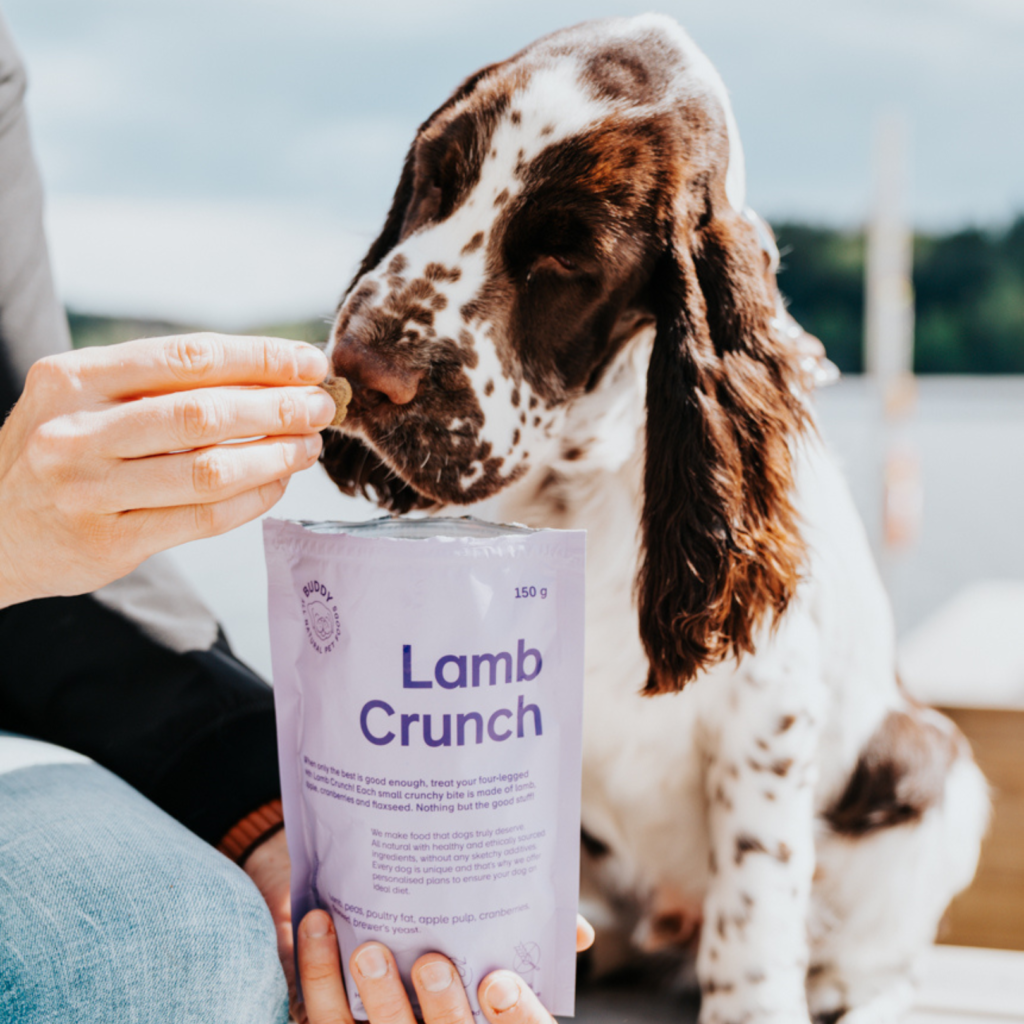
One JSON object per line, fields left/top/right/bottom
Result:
{"left": 319, "top": 376, "right": 353, "bottom": 427}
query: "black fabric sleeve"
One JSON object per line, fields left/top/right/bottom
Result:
{"left": 0, "top": 14, "right": 281, "bottom": 844}
{"left": 0, "top": 595, "right": 281, "bottom": 845}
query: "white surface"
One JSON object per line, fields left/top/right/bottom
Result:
{"left": 899, "top": 581, "right": 1024, "bottom": 709}
{"left": 911, "top": 945, "right": 1024, "bottom": 1020}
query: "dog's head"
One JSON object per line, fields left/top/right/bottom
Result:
{"left": 324, "top": 15, "right": 809, "bottom": 690}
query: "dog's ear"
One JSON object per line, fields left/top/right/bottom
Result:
{"left": 340, "top": 60, "right": 506, "bottom": 302}
{"left": 319, "top": 432, "right": 436, "bottom": 514}
{"left": 637, "top": 206, "right": 808, "bottom": 694}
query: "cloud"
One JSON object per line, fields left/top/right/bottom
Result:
{"left": 5, "top": 0, "right": 1023, "bottom": 320}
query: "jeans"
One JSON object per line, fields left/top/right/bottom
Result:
{"left": 0, "top": 736, "right": 288, "bottom": 1024}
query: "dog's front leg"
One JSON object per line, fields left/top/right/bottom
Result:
{"left": 696, "top": 620, "right": 823, "bottom": 1024}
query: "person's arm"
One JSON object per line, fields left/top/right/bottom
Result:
{"left": 0, "top": 9, "right": 72, "bottom": 415}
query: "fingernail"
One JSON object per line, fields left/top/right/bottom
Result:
{"left": 354, "top": 944, "right": 389, "bottom": 980}
{"left": 304, "top": 433, "right": 322, "bottom": 457}
{"left": 483, "top": 973, "right": 521, "bottom": 1012}
{"left": 303, "top": 912, "right": 331, "bottom": 939}
{"left": 297, "top": 344, "right": 328, "bottom": 380}
{"left": 307, "top": 390, "right": 336, "bottom": 424}
{"left": 418, "top": 960, "right": 453, "bottom": 993}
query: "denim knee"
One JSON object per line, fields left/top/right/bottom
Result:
{"left": 0, "top": 761, "right": 288, "bottom": 1024}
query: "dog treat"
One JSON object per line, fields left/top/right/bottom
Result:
{"left": 319, "top": 376, "right": 353, "bottom": 427}
{"left": 264, "top": 516, "right": 586, "bottom": 1019}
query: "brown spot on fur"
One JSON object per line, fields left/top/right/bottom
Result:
{"left": 424, "top": 262, "right": 461, "bottom": 283}
{"left": 825, "top": 708, "right": 962, "bottom": 837}
{"left": 461, "top": 231, "right": 485, "bottom": 255}
{"left": 511, "top": 387, "right": 520, "bottom": 406}
{"left": 735, "top": 834, "right": 767, "bottom": 865}
{"left": 510, "top": 110, "right": 522, "bottom": 126}
{"left": 494, "top": 188, "right": 510, "bottom": 207}
{"left": 746, "top": 970, "right": 766, "bottom": 985}
{"left": 777, "top": 714, "right": 796, "bottom": 734}
{"left": 512, "top": 429, "right": 520, "bottom": 446}
{"left": 533, "top": 415, "right": 541, "bottom": 427}
{"left": 540, "top": 123, "right": 554, "bottom": 136}
{"left": 519, "top": 411, "right": 526, "bottom": 424}
{"left": 484, "top": 379, "right": 495, "bottom": 396}
{"left": 528, "top": 395, "right": 538, "bottom": 409}
{"left": 771, "top": 758, "right": 793, "bottom": 777}
{"left": 582, "top": 38, "right": 673, "bottom": 104}
{"left": 563, "top": 446, "right": 584, "bottom": 461}
{"left": 702, "top": 979, "right": 735, "bottom": 996}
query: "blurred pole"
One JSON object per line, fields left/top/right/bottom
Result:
{"left": 865, "top": 111, "right": 921, "bottom": 560}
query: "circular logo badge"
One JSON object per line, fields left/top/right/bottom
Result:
{"left": 301, "top": 580, "right": 340, "bottom": 653}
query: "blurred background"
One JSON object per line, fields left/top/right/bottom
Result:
{"left": 5, "top": 0, "right": 1024, "bottom": 955}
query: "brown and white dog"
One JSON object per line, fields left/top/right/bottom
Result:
{"left": 319, "top": 16, "right": 986, "bottom": 1023}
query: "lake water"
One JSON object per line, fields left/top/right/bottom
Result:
{"left": 166, "top": 376, "right": 1024, "bottom": 684}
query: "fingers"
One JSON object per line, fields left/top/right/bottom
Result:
{"left": 576, "top": 914, "right": 595, "bottom": 952}
{"left": 100, "top": 385, "right": 336, "bottom": 458}
{"left": 350, "top": 943, "right": 418, "bottom": 1024}
{"left": 411, "top": 954, "right": 474, "bottom": 1024}
{"left": 121, "top": 476, "right": 289, "bottom": 553}
{"left": 298, "top": 911, "right": 354, "bottom": 1024}
{"left": 103, "top": 434, "right": 321, "bottom": 512}
{"left": 54, "top": 333, "right": 329, "bottom": 400}
{"left": 478, "top": 971, "right": 553, "bottom": 1024}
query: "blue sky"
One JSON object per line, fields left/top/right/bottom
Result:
{"left": 4, "top": 0, "right": 1023, "bottom": 326}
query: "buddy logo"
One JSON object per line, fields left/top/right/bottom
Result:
{"left": 301, "top": 580, "right": 340, "bottom": 653}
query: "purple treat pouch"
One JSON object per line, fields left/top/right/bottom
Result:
{"left": 264, "top": 517, "right": 586, "bottom": 1018}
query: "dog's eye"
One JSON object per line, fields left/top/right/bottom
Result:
{"left": 534, "top": 253, "right": 580, "bottom": 275}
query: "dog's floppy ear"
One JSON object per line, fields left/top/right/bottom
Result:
{"left": 637, "top": 206, "right": 808, "bottom": 693}
{"left": 340, "top": 59, "right": 507, "bottom": 301}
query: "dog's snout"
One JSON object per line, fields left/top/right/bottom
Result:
{"left": 332, "top": 334, "right": 424, "bottom": 408}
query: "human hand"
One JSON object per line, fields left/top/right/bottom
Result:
{"left": 295, "top": 908, "right": 595, "bottom": 1024}
{"left": 241, "top": 830, "right": 300, "bottom": 1017}
{"left": 0, "top": 333, "right": 333, "bottom": 608}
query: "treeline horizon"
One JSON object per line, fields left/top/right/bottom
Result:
{"left": 67, "top": 215, "right": 1024, "bottom": 375}
{"left": 775, "top": 214, "right": 1024, "bottom": 374}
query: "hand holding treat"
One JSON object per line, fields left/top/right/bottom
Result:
{"left": 0, "top": 333, "right": 332, "bottom": 608}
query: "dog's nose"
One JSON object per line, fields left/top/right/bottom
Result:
{"left": 332, "top": 334, "right": 424, "bottom": 407}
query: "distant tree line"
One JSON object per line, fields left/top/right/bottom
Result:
{"left": 67, "top": 216, "right": 1024, "bottom": 374}
{"left": 775, "top": 215, "right": 1024, "bottom": 374}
